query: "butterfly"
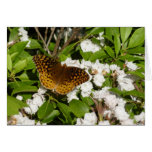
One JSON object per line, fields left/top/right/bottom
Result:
{"left": 33, "top": 55, "right": 89, "bottom": 95}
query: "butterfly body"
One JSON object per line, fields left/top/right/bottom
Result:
{"left": 33, "top": 55, "right": 89, "bottom": 95}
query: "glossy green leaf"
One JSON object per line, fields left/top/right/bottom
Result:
{"left": 48, "top": 42, "right": 55, "bottom": 51}
{"left": 7, "top": 53, "right": 12, "bottom": 72}
{"left": 69, "top": 99, "right": 89, "bottom": 118}
{"left": 118, "top": 54, "right": 144, "bottom": 61}
{"left": 128, "top": 28, "right": 145, "bottom": 48}
{"left": 9, "top": 41, "right": 28, "bottom": 54}
{"left": 111, "top": 27, "right": 119, "bottom": 35}
{"left": 8, "top": 81, "right": 37, "bottom": 89}
{"left": 80, "top": 50, "right": 93, "bottom": 60}
{"left": 81, "top": 96, "right": 94, "bottom": 106}
{"left": 127, "top": 47, "right": 144, "bottom": 54}
{"left": 37, "top": 101, "right": 54, "bottom": 120}
{"left": 104, "top": 46, "right": 115, "bottom": 58}
{"left": 13, "top": 59, "right": 27, "bottom": 74}
{"left": 7, "top": 95, "right": 28, "bottom": 116}
{"left": 12, "top": 85, "right": 37, "bottom": 95}
{"left": 123, "top": 90, "right": 144, "bottom": 99}
{"left": 88, "top": 27, "right": 104, "bottom": 35}
{"left": 120, "top": 27, "right": 132, "bottom": 43}
{"left": 89, "top": 49, "right": 108, "bottom": 62}
{"left": 9, "top": 27, "right": 19, "bottom": 42}
{"left": 109, "top": 88, "right": 124, "bottom": 97}
{"left": 57, "top": 102, "right": 72, "bottom": 123}
{"left": 41, "top": 110, "right": 60, "bottom": 123}
{"left": 126, "top": 71, "right": 144, "bottom": 79}
{"left": 28, "top": 39, "right": 42, "bottom": 49}
{"left": 114, "top": 34, "right": 121, "bottom": 57}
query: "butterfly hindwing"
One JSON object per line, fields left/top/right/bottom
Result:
{"left": 55, "top": 66, "right": 89, "bottom": 95}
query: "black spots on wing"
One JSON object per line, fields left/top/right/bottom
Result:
{"left": 33, "top": 55, "right": 58, "bottom": 74}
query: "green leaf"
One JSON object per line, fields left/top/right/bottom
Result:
{"left": 7, "top": 95, "right": 28, "bottom": 116}
{"left": 114, "top": 34, "right": 121, "bottom": 57}
{"left": 102, "top": 35, "right": 113, "bottom": 43}
{"left": 37, "top": 101, "right": 54, "bottom": 120}
{"left": 12, "top": 85, "right": 38, "bottom": 95}
{"left": 105, "top": 28, "right": 113, "bottom": 40}
{"left": 120, "top": 27, "right": 132, "bottom": 43}
{"left": 128, "top": 28, "right": 145, "bottom": 48}
{"left": 118, "top": 54, "right": 144, "bottom": 61}
{"left": 7, "top": 53, "right": 12, "bottom": 72}
{"left": 28, "top": 39, "right": 42, "bottom": 49}
{"left": 80, "top": 49, "right": 93, "bottom": 60}
{"left": 104, "top": 46, "right": 115, "bottom": 58}
{"left": 123, "top": 90, "right": 144, "bottom": 99}
{"left": 24, "top": 56, "right": 35, "bottom": 70}
{"left": 61, "top": 43, "right": 75, "bottom": 55}
{"left": 48, "top": 42, "right": 55, "bottom": 51}
{"left": 13, "top": 59, "right": 27, "bottom": 74}
{"left": 126, "top": 71, "right": 144, "bottom": 79}
{"left": 8, "top": 81, "right": 37, "bottom": 89}
{"left": 127, "top": 47, "right": 144, "bottom": 54}
{"left": 9, "top": 41, "right": 28, "bottom": 55}
{"left": 69, "top": 99, "right": 89, "bottom": 118}
{"left": 9, "top": 27, "right": 19, "bottom": 42}
{"left": 41, "top": 110, "right": 60, "bottom": 123}
{"left": 89, "top": 49, "right": 108, "bottom": 62}
{"left": 17, "top": 72, "right": 29, "bottom": 81}
{"left": 109, "top": 88, "right": 124, "bottom": 97}
{"left": 88, "top": 27, "right": 104, "bottom": 35}
{"left": 111, "top": 27, "right": 119, "bottom": 35}
{"left": 10, "top": 52, "right": 19, "bottom": 61}
{"left": 57, "top": 102, "right": 72, "bottom": 123}
{"left": 81, "top": 96, "right": 94, "bottom": 106}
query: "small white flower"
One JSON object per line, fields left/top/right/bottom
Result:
{"left": 80, "top": 39, "right": 101, "bottom": 53}
{"left": 80, "top": 59, "right": 92, "bottom": 69}
{"left": 93, "top": 87, "right": 110, "bottom": 101}
{"left": 104, "top": 94, "right": 118, "bottom": 110}
{"left": 125, "top": 61, "right": 138, "bottom": 71}
{"left": 103, "top": 110, "right": 112, "bottom": 118}
{"left": 115, "top": 106, "right": 129, "bottom": 121}
{"left": 93, "top": 73, "right": 105, "bottom": 87}
{"left": 18, "top": 27, "right": 31, "bottom": 47}
{"left": 67, "top": 89, "right": 79, "bottom": 103}
{"left": 110, "top": 64, "right": 120, "bottom": 71}
{"left": 98, "top": 120, "right": 110, "bottom": 125}
{"left": 97, "top": 32, "right": 105, "bottom": 46}
{"left": 92, "top": 60, "right": 104, "bottom": 74}
{"left": 16, "top": 95, "right": 23, "bottom": 101}
{"left": 61, "top": 58, "right": 80, "bottom": 67}
{"left": 38, "top": 86, "right": 47, "bottom": 95}
{"left": 76, "top": 112, "right": 97, "bottom": 125}
{"left": 121, "top": 119, "right": 134, "bottom": 125}
{"left": 117, "top": 75, "right": 135, "bottom": 91}
{"left": 24, "top": 90, "right": 45, "bottom": 115}
{"left": 134, "top": 112, "right": 145, "bottom": 122}
{"left": 80, "top": 81, "right": 93, "bottom": 97}
{"left": 13, "top": 112, "right": 35, "bottom": 125}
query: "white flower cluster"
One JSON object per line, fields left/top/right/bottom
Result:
{"left": 125, "top": 61, "right": 138, "bottom": 71}
{"left": 61, "top": 56, "right": 144, "bottom": 125}
{"left": 9, "top": 87, "right": 47, "bottom": 125}
{"left": 24, "top": 87, "right": 47, "bottom": 114}
{"left": 18, "top": 27, "right": 31, "bottom": 47}
{"left": 76, "top": 112, "right": 97, "bottom": 125}
{"left": 11, "top": 112, "right": 46, "bottom": 125}
{"left": 80, "top": 39, "right": 101, "bottom": 53}
{"left": 80, "top": 32, "right": 104, "bottom": 53}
